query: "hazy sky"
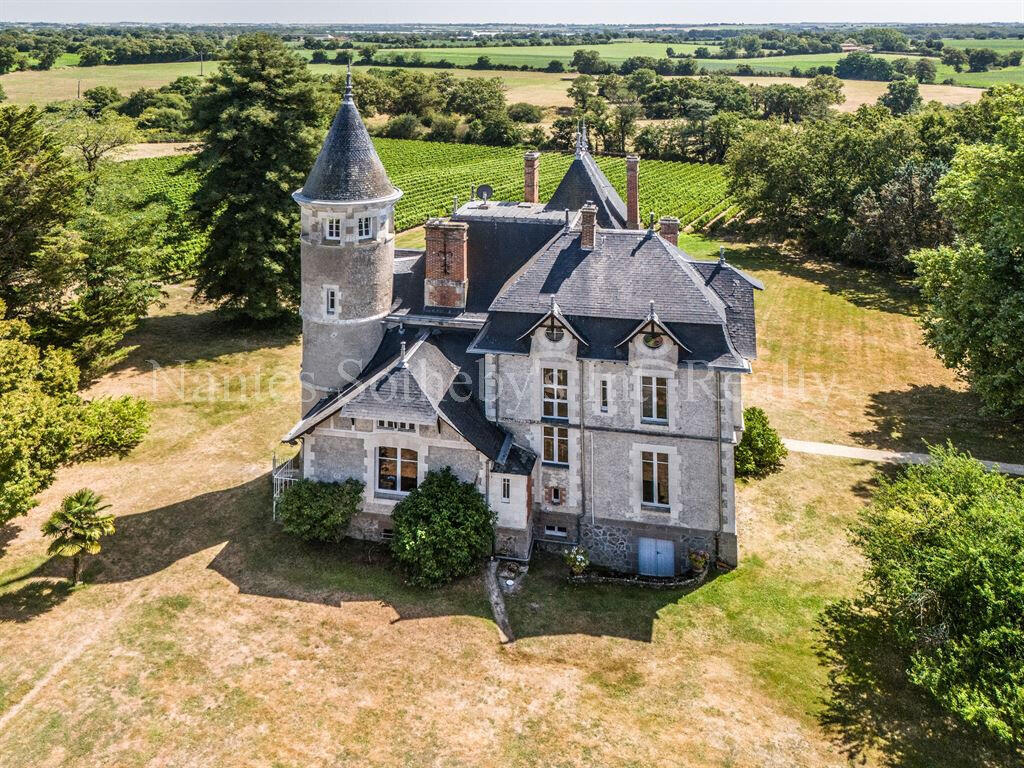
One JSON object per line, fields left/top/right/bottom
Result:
{"left": 2, "top": 0, "right": 1022, "bottom": 25}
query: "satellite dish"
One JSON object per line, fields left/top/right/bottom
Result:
{"left": 477, "top": 184, "right": 494, "bottom": 202}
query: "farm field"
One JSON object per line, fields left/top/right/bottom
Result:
{"left": 2, "top": 58, "right": 987, "bottom": 113}
{"left": 0, "top": 223, "right": 1018, "bottom": 765}
{"left": 940, "top": 36, "right": 1024, "bottom": 51}
{"left": 313, "top": 40, "right": 719, "bottom": 67}
{"left": 109, "top": 141, "right": 736, "bottom": 270}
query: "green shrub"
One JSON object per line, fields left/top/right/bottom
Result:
{"left": 735, "top": 406, "right": 787, "bottom": 478}
{"left": 277, "top": 478, "right": 363, "bottom": 543}
{"left": 390, "top": 467, "right": 494, "bottom": 587}
{"left": 382, "top": 113, "right": 423, "bottom": 139}
{"left": 830, "top": 445, "right": 1024, "bottom": 745}
{"left": 507, "top": 101, "right": 544, "bottom": 123}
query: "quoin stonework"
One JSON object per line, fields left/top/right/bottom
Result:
{"left": 278, "top": 70, "right": 763, "bottom": 576}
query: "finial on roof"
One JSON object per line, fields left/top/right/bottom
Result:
{"left": 452, "top": 195, "right": 459, "bottom": 215}
{"left": 649, "top": 299, "right": 656, "bottom": 318}
{"left": 550, "top": 294, "right": 557, "bottom": 311}
{"left": 719, "top": 246, "right": 726, "bottom": 265}
{"left": 564, "top": 208, "right": 570, "bottom": 229}
{"left": 649, "top": 211, "right": 655, "bottom": 231}
{"left": 344, "top": 62, "right": 353, "bottom": 102}
{"left": 575, "top": 116, "right": 588, "bottom": 157}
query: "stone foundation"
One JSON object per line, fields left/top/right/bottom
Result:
{"left": 580, "top": 518, "right": 717, "bottom": 575}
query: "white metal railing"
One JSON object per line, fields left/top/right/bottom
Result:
{"left": 271, "top": 450, "right": 302, "bottom": 520}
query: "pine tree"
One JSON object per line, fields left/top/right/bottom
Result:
{"left": 190, "top": 34, "right": 322, "bottom": 323}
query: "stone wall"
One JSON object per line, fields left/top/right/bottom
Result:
{"left": 580, "top": 519, "right": 716, "bottom": 575}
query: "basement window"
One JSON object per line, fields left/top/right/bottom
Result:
{"left": 544, "top": 524, "right": 568, "bottom": 537}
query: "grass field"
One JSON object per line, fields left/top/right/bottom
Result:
{"left": 941, "top": 36, "right": 1024, "bottom": 51}
{"left": 1, "top": 56, "right": 991, "bottom": 110}
{"left": 0, "top": 219, "right": 1019, "bottom": 764}
{"left": 320, "top": 41, "right": 718, "bottom": 68}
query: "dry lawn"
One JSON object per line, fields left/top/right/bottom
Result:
{"left": 0, "top": 258, "right": 1018, "bottom": 767}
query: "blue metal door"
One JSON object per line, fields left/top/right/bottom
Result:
{"left": 638, "top": 537, "right": 675, "bottom": 576}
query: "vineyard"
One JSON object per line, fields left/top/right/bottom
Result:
{"left": 108, "top": 140, "right": 736, "bottom": 275}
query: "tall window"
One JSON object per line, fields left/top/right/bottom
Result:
{"left": 501, "top": 477, "right": 511, "bottom": 502}
{"left": 542, "top": 368, "right": 568, "bottom": 420}
{"left": 357, "top": 216, "right": 373, "bottom": 240}
{"left": 543, "top": 425, "right": 569, "bottom": 465}
{"left": 325, "top": 288, "right": 336, "bottom": 316}
{"left": 377, "top": 446, "right": 418, "bottom": 494}
{"left": 600, "top": 378, "right": 609, "bottom": 413}
{"left": 325, "top": 217, "right": 342, "bottom": 241}
{"left": 641, "top": 451, "right": 670, "bottom": 507}
{"left": 641, "top": 376, "right": 668, "bottom": 423}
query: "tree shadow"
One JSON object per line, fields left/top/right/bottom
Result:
{"left": 506, "top": 552, "right": 708, "bottom": 643}
{"left": 8, "top": 475, "right": 488, "bottom": 628}
{"left": 0, "top": 579, "right": 73, "bottom": 624}
{"left": 110, "top": 306, "right": 298, "bottom": 376}
{"left": 816, "top": 600, "right": 1020, "bottom": 768}
{"left": 722, "top": 242, "right": 921, "bottom": 316}
{"left": 851, "top": 385, "right": 1024, "bottom": 464}
{"left": 4, "top": 476, "right": 692, "bottom": 642}
{"left": 0, "top": 521, "right": 22, "bottom": 560}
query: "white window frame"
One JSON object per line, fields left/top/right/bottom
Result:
{"left": 641, "top": 450, "right": 670, "bottom": 508}
{"left": 375, "top": 445, "right": 418, "bottom": 495}
{"left": 542, "top": 425, "right": 569, "bottom": 466}
{"left": 325, "top": 286, "right": 337, "bottom": 317}
{"left": 357, "top": 216, "right": 374, "bottom": 240}
{"left": 600, "top": 378, "right": 609, "bottom": 413}
{"left": 324, "top": 217, "right": 342, "bottom": 241}
{"left": 542, "top": 367, "right": 569, "bottom": 420}
{"left": 641, "top": 375, "right": 669, "bottom": 424}
{"left": 501, "top": 477, "right": 511, "bottom": 503}
{"left": 550, "top": 488, "right": 562, "bottom": 505}
{"left": 544, "top": 524, "right": 568, "bottom": 537}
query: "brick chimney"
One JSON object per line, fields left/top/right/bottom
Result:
{"left": 659, "top": 216, "right": 679, "bottom": 246}
{"left": 580, "top": 203, "right": 598, "bottom": 250}
{"left": 626, "top": 155, "right": 640, "bottom": 230}
{"left": 424, "top": 218, "right": 469, "bottom": 309}
{"left": 524, "top": 151, "right": 540, "bottom": 203}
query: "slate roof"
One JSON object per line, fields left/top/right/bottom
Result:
{"left": 489, "top": 229, "right": 728, "bottom": 325}
{"left": 544, "top": 152, "right": 628, "bottom": 229}
{"left": 689, "top": 260, "right": 763, "bottom": 360}
{"left": 298, "top": 76, "right": 398, "bottom": 203}
{"left": 284, "top": 327, "right": 536, "bottom": 465}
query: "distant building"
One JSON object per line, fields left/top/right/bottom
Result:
{"left": 276, "top": 71, "right": 763, "bottom": 577}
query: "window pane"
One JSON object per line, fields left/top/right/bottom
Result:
{"left": 543, "top": 427, "right": 554, "bottom": 462}
{"left": 379, "top": 446, "right": 396, "bottom": 460}
{"left": 400, "top": 458, "right": 417, "bottom": 492}
{"left": 641, "top": 378, "right": 653, "bottom": 419}
{"left": 543, "top": 369, "right": 555, "bottom": 385}
{"left": 557, "top": 428, "right": 568, "bottom": 464}
{"left": 556, "top": 401, "right": 568, "bottom": 419}
{"left": 378, "top": 451, "right": 397, "bottom": 491}
{"left": 642, "top": 451, "right": 653, "bottom": 503}
{"left": 656, "top": 379, "right": 668, "bottom": 420}
{"left": 556, "top": 369, "right": 567, "bottom": 386}
{"left": 401, "top": 448, "right": 417, "bottom": 462}
{"left": 657, "top": 454, "right": 670, "bottom": 506}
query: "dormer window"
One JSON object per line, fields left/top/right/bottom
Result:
{"left": 357, "top": 216, "right": 373, "bottom": 240}
{"left": 643, "top": 333, "right": 664, "bottom": 349}
{"left": 545, "top": 325, "right": 564, "bottom": 343}
{"left": 325, "top": 217, "right": 342, "bottom": 241}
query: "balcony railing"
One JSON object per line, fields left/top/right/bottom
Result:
{"left": 271, "top": 451, "right": 302, "bottom": 520}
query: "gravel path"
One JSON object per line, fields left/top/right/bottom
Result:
{"left": 783, "top": 438, "right": 1024, "bottom": 476}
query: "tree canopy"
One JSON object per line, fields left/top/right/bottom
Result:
{"left": 190, "top": 34, "right": 322, "bottom": 323}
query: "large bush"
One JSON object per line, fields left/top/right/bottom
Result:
{"left": 277, "top": 478, "right": 363, "bottom": 543}
{"left": 390, "top": 467, "right": 494, "bottom": 587}
{"left": 829, "top": 445, "right": 1024, "bottom": 745}
{"left": 735, "top": 407, "right": 787, "bottom": 478}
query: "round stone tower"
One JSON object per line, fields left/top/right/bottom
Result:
{"left": 293, "top": 69, "right": 402, "bottom": 395}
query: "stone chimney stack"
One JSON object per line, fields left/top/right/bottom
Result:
{"left": 424, "top": 218, "right": 469, "bottom": 309}
{"left": 524, "top": 151, "right": 540, "bottom": 203}
{"left": 626, "top": 155, "right": 640, "bottom": 229}
{"left": 659, "top": 216, "right": 680, "bottom": 246}
{"left": 580, "top": 203, "right": 598, "bottom": 250}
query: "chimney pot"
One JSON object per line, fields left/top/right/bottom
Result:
{"left": 626, "top": 155, "right": 640, "bottom": 229}
{"left": 659, "top": 216, "right": 680, "bottom": 247}
{"left": 523, "top": 151, "right": 541, "bottom": 204}
{"left": 580, "top": 203, "right": 598, "bottom": 250}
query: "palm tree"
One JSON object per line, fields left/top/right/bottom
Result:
{"left": 41, "top": 489, "right": 115, "bottom": 585}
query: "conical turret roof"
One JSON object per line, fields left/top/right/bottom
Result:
{"left": 298, "top": 69, "right": 398, "bottom": 203}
